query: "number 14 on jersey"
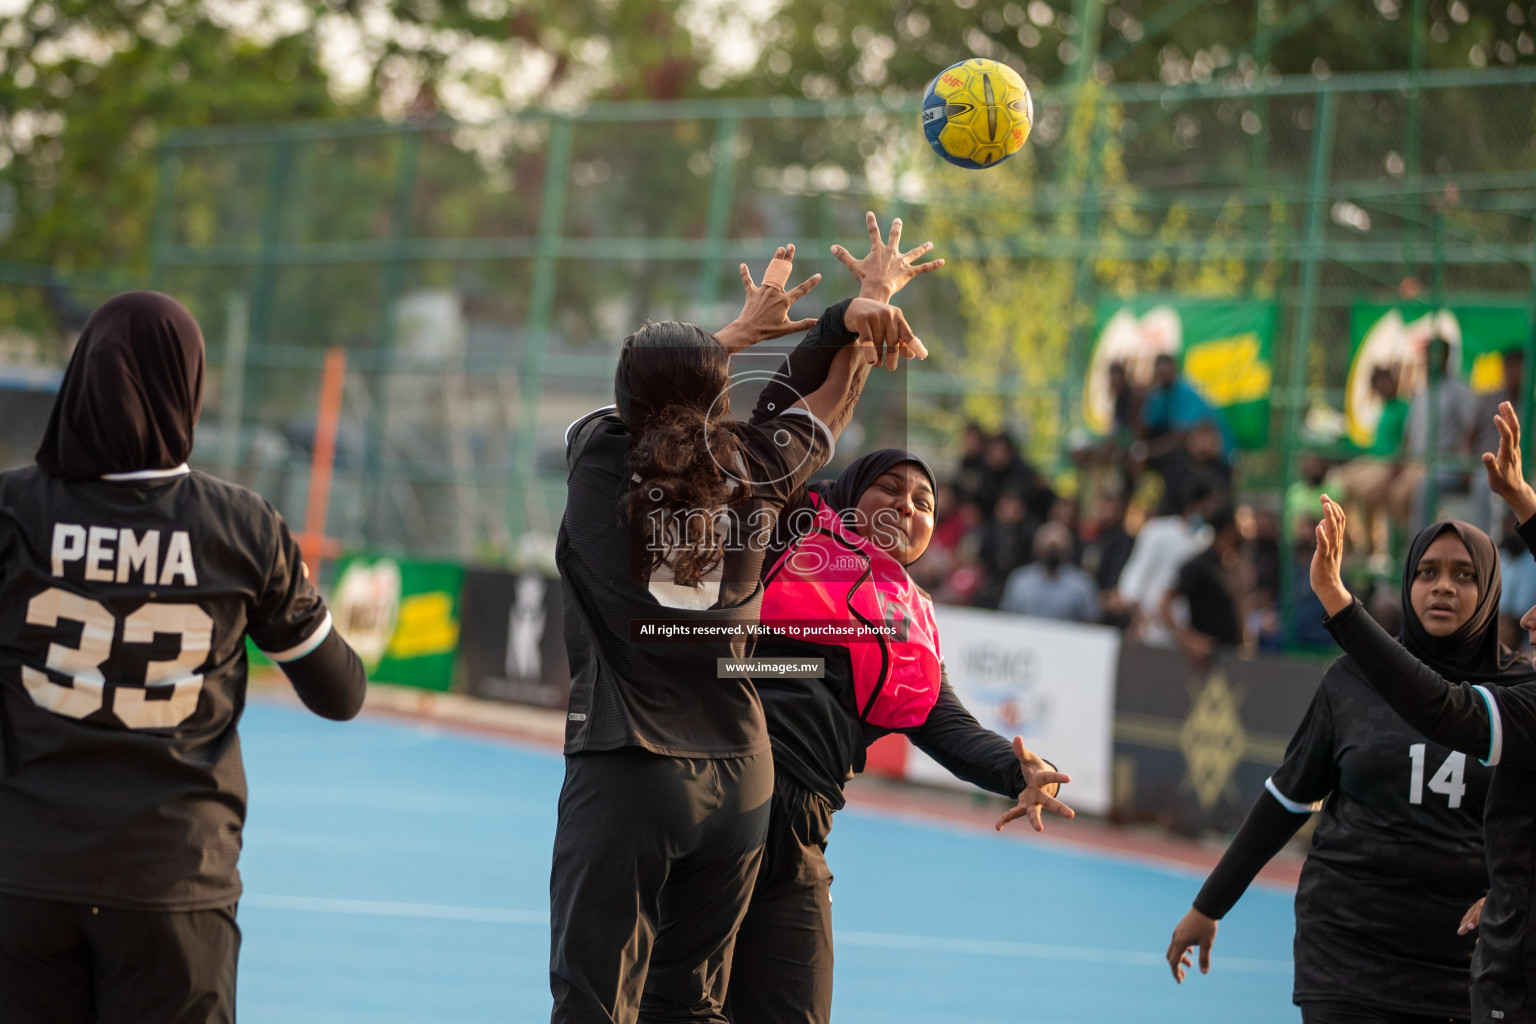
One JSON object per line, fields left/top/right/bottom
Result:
{"left": 1409, "top": 743, "right": 1467, "bottom": 809}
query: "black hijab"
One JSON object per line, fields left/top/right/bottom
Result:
{"left": 1399, "top": 520, "right": 1536, "bottom": 684}
{"left": 823, "top": 449, "right": 938, "bottom": 525}
{"left": 37, "top": 291, "right": 205, "bottom": 480}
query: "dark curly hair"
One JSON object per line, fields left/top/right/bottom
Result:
{"left": 616, "top": 321, "right": 749, "bottom": 588}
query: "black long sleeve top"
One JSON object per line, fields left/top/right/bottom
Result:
{"left": 1327, "top": 591, "right": 1536, "bottom": 1024}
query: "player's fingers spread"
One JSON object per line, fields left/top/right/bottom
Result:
{"left": 904, "top": 240, "right": 934, "bottom": 260}
{"left": 789, "top": 317, "right": 818, "bottom": 331}
{"left": 911, "top": 256, "right": 944, "bottom": 275}
{"left": 888, "top": 216, "right": 903, "bottom": 247}
{"left": 1199, "top": 942, "right": 1212, "bottom": 973}
{"left": 831, "top": 244, "right": 858, "bottom": 269}
{"left": 1045, "top": 795, "right": 1075, "bottom": 819}
{"left": 1027, "top": 805, "right": 1044, "bottom": 832}
{"left": 787, "top": 273, "right": 822, "bottom": 302}
{"left": 994, "top": 805, "right": 1024, "bottom": 830}
{"left": 866, "top": 210, "right": 881, "bottom": 242}
{"left": 784, "top": 243, "right": 795, "bottom": 260}
{"left": 739, "top": 263, "right": 753, "bottom": 288}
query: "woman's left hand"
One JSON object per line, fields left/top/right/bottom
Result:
{"left": 1483, "top": 401, "right": 1536, "bottom": 524}
{"left": 995, "top": 736, "right": 1074, "bottom": 832}
{"left": 715, "top": 244, "right": 822, "bottom": 352}
{"left": 1311, "top": 495, "right": 1352, "bottom": 617}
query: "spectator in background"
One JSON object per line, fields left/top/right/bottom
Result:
{"left": 999, "top": 522, "right": 1099, "bottom": 622}
{"left": 1112, "top": 480, "right": 1217, "bottom": 646}
{"left": 1163, "top": 417, "right": 1233, "bottom": 513}
{"left": 1389, "top": 337, "right": 1474, "bottom": 530}
{"left": 935, "top": 533, "right": 986, "bottom": 606}
{"left": 1046, "top": 494, "right": 1086, "bottom": 565}
{"left": 1082, "top": 493, "right": 1137, "bottom": 626}
{"left": 975, "top": 431, "right": 1055, "bottom": 522}
{"left": 1330, "top": 364, "right": 1407, "bottom": 565}
{"left": 1161, "top": 505, "right": 1244, "bottom": 669}
{"left": 1498, "top": 513, "right": 1536, "bottom": 650}
{"left": 1242, "top": 505, "right": 1283, "bottom": 642}
{"left": 1108, "top": 360, "right": 1143, "bottom": 441}
{"left": 1283, "top": 455, "right": 1332, "bottom": 546}
{"left": 1471, "top": 350, "right": 1526, "bottom": 534}
{"left": 1137, "top": 354, "right": 1235, "bottom": 468}
{"left": 955, "top": 421, "right": 987, "bottom": 506}
{"left": 976, "top": 487, "right": 1038, "bottom": 608}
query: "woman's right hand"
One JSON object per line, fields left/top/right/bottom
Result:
{"left": 1459, "top": 896, "right": 1485, "bottom": 935}
{"left": 1483, "top": 401, "right": 1536, "bottom": 524}
{"left": 1311, "top": 495, "right": 1353, "bottom": 617}
{"left": 843, "top": 297, "right": 925, "bottom": 370}
{"left": 1166, "top": 907, "right": 1218, "bottom": 983}
{"left": 832, "top": 211, "right": 944, "bottom": 306}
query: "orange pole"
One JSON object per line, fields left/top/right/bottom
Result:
{"left": 298, "top": 346, "right": 347, "bottom": 583}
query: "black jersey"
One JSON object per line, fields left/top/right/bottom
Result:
{"left": 558, "top": 403, "right": 832, "bottom": 759}
{"left": 1327, "top": 599, "right": 1536, "bottom": 1024}
{"left": 0, "top": 465, "right": 333, "bottom": 911}
{"left": 1262, "top": 657, "right": 1489, "bottom": 1016}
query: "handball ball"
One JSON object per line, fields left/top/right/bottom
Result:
{"left": 921, "top": 58, "right": 1034, "bottom": 169}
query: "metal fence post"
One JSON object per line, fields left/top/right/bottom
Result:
{"left": 695, "top": 115, "right": 741, "bottom": 317}
{"left": 364, "top": 130, "right": 422, "bottom": 547}
{"left": 510, "top": 118, "right": 575, "bottom": 545}
{"left": 242, "top": 138, "right": 295, "bottom": 485}
{"left": 1280, "top": 87, "right": 1335, "bottom": 647}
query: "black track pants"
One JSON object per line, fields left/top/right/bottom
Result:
{"left": 0, "top": 891, "right": 239, "bottom": 1024}
{"left": 550, "top": 748, "right": 772, "bottom": 1024}
{"left": 724, "top": 778, "right": 837, "bottom": 1024}
{"left": 1300, "top": 1002, "right": 1468, "bottom": 1024}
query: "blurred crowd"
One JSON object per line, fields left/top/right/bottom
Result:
{"left": 916, "top": 341, "right": 1536, "bottom": 665}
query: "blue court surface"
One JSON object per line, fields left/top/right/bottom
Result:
{"left": 237, "top": 700, "right": 1298, "bottom": 1023}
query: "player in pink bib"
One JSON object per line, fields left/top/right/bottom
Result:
{"left": 724, "top": 445, "right": 1074, "bottom": 1024}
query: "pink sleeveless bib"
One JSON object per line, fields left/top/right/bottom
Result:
{"left": 760, "top": 492, "right": 942, "bottom": 729}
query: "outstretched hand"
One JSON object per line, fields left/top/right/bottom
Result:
{"left": 1166, "top": 908, "right": 1218, "bottom": 983}
{"left": 994, "top": 736, "right": 1073, "bottom": 832}
{"left": 1482, "top": 401, "right": 1536, "bottom": 524}
{"left": 832, "top": 211, "right": 943, "bottom": 321}
{"left": 843, "top": 297, "right": 925, "bottom": 372}
{"left": 715, "top": 244, "right": 822, "bottom": 353}
{"left": 1310, "top": 495, "right": 1352, "bottom": 617}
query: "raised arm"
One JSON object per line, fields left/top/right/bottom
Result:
{"left": 714, "top": 244, "right": 822, "bottom": 355}
{"left": 1312, "top": 496, "right": 1512, "bottom": 765}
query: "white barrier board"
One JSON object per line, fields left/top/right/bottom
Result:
{"left": 905, "top": 606, "right": 1120, "bottom": 815}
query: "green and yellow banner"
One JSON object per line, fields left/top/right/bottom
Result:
{"left": 329, "top": 554, "right": 464, "bottom": 692}
{"left": 1345, "top": 303, "right": 1531, "bottom": 449}
{"left": 1086, "top": 299, "right": 1278, "bottom": 449}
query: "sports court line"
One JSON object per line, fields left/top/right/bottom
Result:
{"left": 242, "top": 893, "right": 548, "bottom": 925}
{"left": 835, "top": 929, "right": 1291, "bottom": 973}
{"left": 241, "top": 894, "right": 1290, "bottom": 975}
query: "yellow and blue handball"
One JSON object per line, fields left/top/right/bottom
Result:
{"left": 921, "top": 58, "right": 1034, "bottom": 169}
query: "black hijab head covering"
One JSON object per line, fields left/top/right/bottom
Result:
{"left": 37, "top": 291, "right": 205, "bottom": 479}
{"left": 823, "top": 449, "right": 939, "bottom": 557}
{"left": 1399, "top": 520, "right": 1536, "bottom": 683}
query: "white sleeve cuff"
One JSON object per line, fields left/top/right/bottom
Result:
{"left": 779, "top": 406, "right": 835, "bottom": 464}
{"left": 260, "top": 612, "right": 334, "bottom": 663}
{"left": 1265, "top": 776, "right": 1324, "bottom": 814}
{"left": 1474, "top": 684, "right": 1504, "bottom": 767}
